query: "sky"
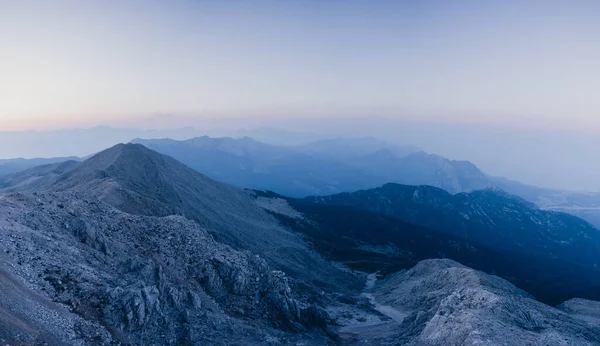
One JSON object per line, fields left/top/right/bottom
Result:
{"left": 1, "top": 0, "right": 600, "bottom": 131}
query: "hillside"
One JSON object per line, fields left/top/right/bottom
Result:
{"left": 47, "top": 143, "right": 354, "bottom": 291}
{"left": 131, "top": 136, "right": 600, "bottom": 228}
{"left": 255, "top": 184, "right": 600, "bottom": 304}
{"left": 0, "top": 192, "right": 334, "bottom": 345}
{"left": 304, "top": 184, "right": 600, "bottom": 264}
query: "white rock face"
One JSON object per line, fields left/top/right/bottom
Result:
{"left": 366, "top": 259, "right": 600, "bottom": 346}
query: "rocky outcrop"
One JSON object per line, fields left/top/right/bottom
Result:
{"left": 366, "top": 259, "right": 600, "bottom": 346}
{"left": 0, "top": 192, "right": 333, "bottom": 345}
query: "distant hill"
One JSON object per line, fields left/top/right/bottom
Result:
{"left": 349, "top": 151, "right": 491, "bottom": 193}
{"left": 490, "top": 175, "right": 600, "bottom": 228}
{"left": 258, "top": 182, "right": 600, "bottom": 304}
{"left": 0, "top": 156, "right": 80, "bottom": 177}
{"left": 303, "top": 183, "right": 600, "bottom": 264}
{"left": 132, "top": 136, "right": 387, "bottom": 197}
{"left": 233, "top": 126, "right": 332, "bottom": 146}
{"left": 296, "top": 137, "right": 420, "bottom": 159}
{"left": 0, "top": 160, "right": 79, "bottom": 193}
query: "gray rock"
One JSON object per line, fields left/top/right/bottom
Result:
{"left": 362, "top": 259, "right": 600, "bottom": 345}
{"left": 0, "top": 192, "right": 334, "bottom": 345}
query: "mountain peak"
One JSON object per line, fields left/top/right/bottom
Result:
{"left": 48, "top": 143, "right": 205, "bottom": 215}
{"left": 59, "top": 142, "right": 167, "bottom": 180}
{"left": 45, "top": 142, "right": 351, "bottom": 295}
{"left": 104, "top": 142, "right": 148, "bottom": 153}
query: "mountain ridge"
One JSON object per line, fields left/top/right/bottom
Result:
{"left": 129, "top": 136, "right": 600, "bottom": 229}
{"left": 303, "top": 182, "right": 600, "bottom": 260}
{"left": 1, "top": 142, "right": 600, "bottom": 344}
{"left": 132, "top": 136, "right": 491, "bottom": 196}
{"left": 47, "top": 143, "right": 358, "bottom": 293}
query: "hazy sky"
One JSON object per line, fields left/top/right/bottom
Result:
{"left": 1, "top": 1, "right": 600, "bottom": 130}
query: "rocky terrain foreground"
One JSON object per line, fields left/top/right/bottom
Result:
{"left": 1, "top": 143, "right": 600, "bottom": 345}
{"left": 335, "top": 259, "right": 600, "bottom": 345}
{"left": 0, "top": 191, "right": 339, "bottom": 345}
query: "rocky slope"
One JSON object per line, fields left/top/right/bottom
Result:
{"left": 0, "top": 144, "right": 362, "bottom": 345}
{"left": 0, "top": 192, "right": 334, "bottom": 345}
{"left": 356, "top": 259, "right": 600, "bottom": 345}
{"left": 46, "top": 143, "right": 354, "bottom": 291}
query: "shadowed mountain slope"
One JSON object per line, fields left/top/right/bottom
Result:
{"left": 304, "top": 183, "right": 600, "bottom": 264}
{"left": 251, "top": 183, "right": 600, "bottom": 304}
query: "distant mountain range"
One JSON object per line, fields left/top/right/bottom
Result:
{"left": 233, "top": 126, "right": 334, "bottom": 146}
{"left": 132, "top": 136, "right": 489, "bottom": 196}
{"left": 491, "top": 175, "right": 600, "bottom": 227}
{"left": 131, "top": 136, "right": 600, "bottom": 228}
{"left": 1, "top": 142, "right": 600, "bottom": 344}
{"left": 4, "top": 134, "right": 600, "bottom": 228}
{"left": 0, "top": 126, "right": 210, "bottom": 159}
